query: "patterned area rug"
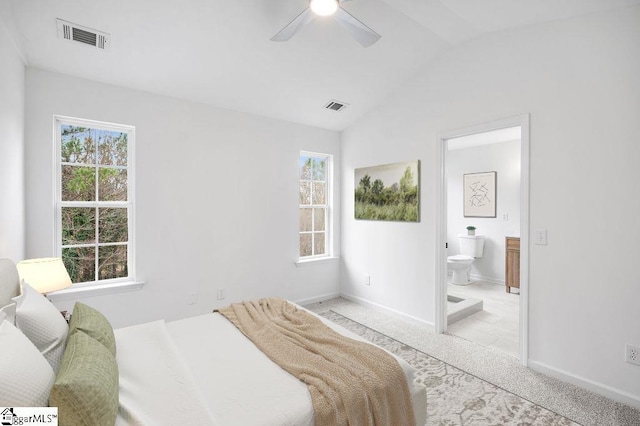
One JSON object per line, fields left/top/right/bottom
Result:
{"left": 320, "top": 310, "right": 579, "bottom": 426}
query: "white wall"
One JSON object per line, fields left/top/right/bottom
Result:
{"left": 341, "top": 7, "right": 640, "bottom": 406}
{"left": 24, "top": 69, "right": 341, "bottom": 328}
{"left": 0, "top": 15, "right": 25, "bottom": 262}
{"left": 447, "top": 141, "right": 521, "bottom": 283}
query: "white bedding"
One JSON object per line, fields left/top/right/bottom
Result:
{"left": 115, "top": 308, "right": 426, "bottom": 426}
{"left": 114, "top": 320, "right": 218, "bottom": 425}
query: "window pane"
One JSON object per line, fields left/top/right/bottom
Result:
{"left": 299, "top": 181, "right": 311, "bottom": 205}
{"left": 300, "top": 233, "right": 312, "bottom": 257}
{"left": 62, "top": 165, "right": 96, "bottom": 201}
{"left": 98, "top": 168, "right": 127, "bottom": 201}
{"left": 63, "top": 247, "right": 95, "bottom": 283}
{"left": 61, "top": 126, "right": 96, "bottom": 164}
{"left": 62, "top": 207, "right": 96, "bottom": 245}
{"left": 312, "top": 158, "right": 326, "bottom": 181}
{"left": 58, "top": 119, "right": 134, "bottom": 286}
{"left": 299, "top": 152, "right": 330, "bottom": 259}
{"left": 314, "top": 232, "right": 326, "bottom": 256}
{"left": 314, "top": 208, "right": 325, "bottom": 231}
{"left": 300, "top": 156, "right": 312, "bottom": 180}
{"left": 300, "top": 208, "right": 312, "bottom": 232}
{"left": 98, "top": 131, "right": 128, "bottom": 166}
{"left": 99, "top": 208, "right": 128, "bottom": 243}
{"left": 312, "top": 182, "right": 326, "bottom": 205}
{"left": 98, "top": 245, "right": 128, "bottom": 280}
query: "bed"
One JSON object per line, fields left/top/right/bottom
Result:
{"left": 0, "top": 258, "right": 427, "bottom": 425}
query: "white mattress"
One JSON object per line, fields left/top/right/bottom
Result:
{"left": 115, "top": 307, "right": 426, "bottom": 426}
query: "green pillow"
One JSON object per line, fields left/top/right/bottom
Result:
{"left": 69, "top": 302, "right": 116, "bottom": 356}
{"left": 50, "top": 330, "right": 118, "bottom": 426}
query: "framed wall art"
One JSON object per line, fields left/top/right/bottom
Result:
{"left": 354, "top": 160, "right": 420, "bottom": 222}
{"left": 463, "top": 171, "right": 496, "bottom": 218}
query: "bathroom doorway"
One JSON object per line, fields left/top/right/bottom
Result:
{"left": 435, "top": 115, "right": 530, "bottom": 365}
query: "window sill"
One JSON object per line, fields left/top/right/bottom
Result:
{"left": 295, "top": 256, "right": 339, "bottom": 267}
{"left": 47, "top": 281, "right": 145, "bottom": 302}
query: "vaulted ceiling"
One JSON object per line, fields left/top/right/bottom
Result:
{"left": 3, "top": 0, "right": 637, "bottom": 130}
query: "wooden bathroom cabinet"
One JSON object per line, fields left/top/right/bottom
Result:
{"left": 505, "top": 237, "right": 520, "bottom": 293}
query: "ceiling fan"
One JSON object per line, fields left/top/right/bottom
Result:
{"left": 271, "top": 0, "right": 381, "bottom": 48}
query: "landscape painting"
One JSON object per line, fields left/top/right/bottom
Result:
{"left": 354, "top": 160, "right": 420, "bottom": 222}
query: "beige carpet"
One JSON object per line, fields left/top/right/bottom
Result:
{"left": 321, "top": 310, "right": 575, "bottom": 425}
{"left": 305, "top": 297, "right": 640, "bottom": 426}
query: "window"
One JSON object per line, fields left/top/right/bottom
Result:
{"left": 299, "top": 152, "right": 331, "bottom": 259}
{"left": 55, "top": 116, "right": 135, "bottom": 286}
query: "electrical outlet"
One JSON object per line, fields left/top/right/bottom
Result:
{"left": 626, "top": 344, "right": 640, "bottom": 366}
{"left": 364, "top": 275, "right": 371, "bottom": 286}
{"left": 187, "top": 293, "right": 198, "bottom": 305}
{"left": 216, "top": 288, "right": 226, "bottom": 300}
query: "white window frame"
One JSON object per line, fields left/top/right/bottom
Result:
{"left": 298, "top": 151, "right": 333, "bottom": 261}
{"left": 53, "top": 115, "right": 136, "bottom": 289}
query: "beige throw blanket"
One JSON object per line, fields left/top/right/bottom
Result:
{"left": 215, "top": 298, "right": 416, "bottom": 426}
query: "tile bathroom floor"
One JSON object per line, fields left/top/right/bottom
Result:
{"left": 447, "top": 280, "right": 520, "bottom": 358}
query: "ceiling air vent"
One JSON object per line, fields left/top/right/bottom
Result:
{"left": 57, "top": 19, "right": 110, "bottom": 50}
{"left": 324, "top": 100, "right": 349, "bottom": 112}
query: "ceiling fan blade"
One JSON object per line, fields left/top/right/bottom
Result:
{"left": 271, "top": 8, "right": 315, "bottom": 42}
{"left": 334, "top": 7, "right": 381, "bottom": 47}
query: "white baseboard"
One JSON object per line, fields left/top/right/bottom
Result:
{"left": 340, "top": 292, "right": 434, "bottom": 330}
{"left": 528, "top": 360, "right": 640, "bottom": 410}
{"left": 295, "top": 292, "right": 340, "bottom": 306}
{"left": 447, "top": 271, "right": 505, "bottom": 286}
{"left": 469, "top": 274, "right": 504, "bottom": 285}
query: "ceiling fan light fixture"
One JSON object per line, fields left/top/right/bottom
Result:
{"left": 309, "top": 0, "right": 339, "bottom": 16}
{"left": 271, "top": 0, "right": 381, "bottom": 47}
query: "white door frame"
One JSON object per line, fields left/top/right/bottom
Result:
{"left": 435, "top": 114, "right": 530, "bottom": 366}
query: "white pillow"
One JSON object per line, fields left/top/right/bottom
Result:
{"left": 0, "top": 302, "right": 15, "bottom": 324}
{"left": 0, "top": 320, "right": 55, "bottom": 406}
{"left": 13, "top": 281, "right": 69, "bottom": 373}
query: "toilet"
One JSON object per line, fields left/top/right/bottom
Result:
{"left": 448, "top": 235, "right": 485, "bottom": 285}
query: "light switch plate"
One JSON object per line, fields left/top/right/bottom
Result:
{"left": 535, "top": 229, "right": 548, "bottom": 245}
